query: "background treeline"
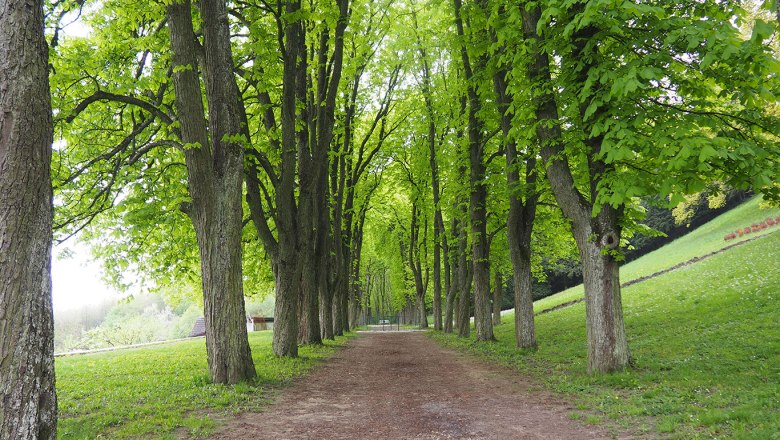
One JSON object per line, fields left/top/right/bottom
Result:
{"left": 54, "top": 295, "right": 274, "bottom": 352}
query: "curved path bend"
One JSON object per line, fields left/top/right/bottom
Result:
{"left": 210, "top": 332, "right": 617, "bottom": 439}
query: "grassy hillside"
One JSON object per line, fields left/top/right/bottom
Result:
{"left": 535, "top": 196, "right": 780, "bottom": 313}
{"left": 432, "top": 201, "right": 780, "bottom": 438}
{"left": 56, "top": 331, "right": 355, "bottom": 439}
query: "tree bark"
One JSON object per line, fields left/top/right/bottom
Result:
{"left": 453, "top": 0, "right": 493, "bottom": 341}
{"left": 168, "top": 0, "right": 256, "bottom": 382}
{"left": 0, "top": 0, "right": 57, "bottom": 436}
{"left": 455, "top": 217, "right": 471, "bottom": 338}
{"left": 494, "top": 66, "right": 538, "bottom": 349}
{"left": 443, "top": 218, "right": 456, "bottom": 333}
{"left": 272, "top": 0, "right": 305, "bottom": 357}
{"left": 492, "top": 271, "right": 502, "bottom": 325}
{"left": 521, "top": 5, "right": 629, "bottom": 372}
{"left": 412, "top": 11, "right": 444, "bottom": 331}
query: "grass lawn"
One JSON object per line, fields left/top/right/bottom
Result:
{"left": 56, "top": 331, "right": 355, "bottom": 439}
{"left": 534, "top": 196, "right": 780, "bottom": 313}
{"left": 432, "top": 210, "right": 780, "bottom": 438}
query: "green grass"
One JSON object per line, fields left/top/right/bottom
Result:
{"left": 534, "top": 196, "right": 780, "bottom": 313}
{"left": 56, "top": 331, "right": 355, "bottom": 439}
{"left": 431, "top": 207, "right": 780, "bottom": 438}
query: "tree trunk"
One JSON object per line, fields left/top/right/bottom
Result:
{"left": 492, "top": 271, "right": 502, "bottom": 325}
{"left": 431, "top": 211, "right": 443, "bottom": 331}
{"left": 443, "top": 218, "right": 456, "bottom": 333}
{"left": 0, "top": 1, "right": 57, "bottom": 436}
{"left": 444, "top": 284, "right": 455, "bottom": 333}
{"left": 511, "top": 238, "right": 536, "bottom": 348}
{"left": 297, "top": 192, "right": 321, "bottom": 345}
{"left": 575, "top": 219, "right": 630, "bottom": 373}
{"left": 469, "top": 173, "right": 493, "bottom": 341}
{"left": 494, "top": 66, "right": 538, "bottom": 349}
{"left": 455, "top": 218, "right": 471, "bottom": 338}
{"left": 454, "top": 0, "right": 492, "bottom": 341}
{"left": 521, "top": 4, "right": 629, "bottom": 372}
{"left": 332, "top": 286, "right": 344, "bottom": 336}
{"left": 267, "top": 0, "right": 307, "bottom": 357}
{"left": 318, "top": 180, "right": 334, "bottom": 339}
{"left": 319, "top": 276, "right": 334, "bottom": 339}
{"left": 413, "top": 16, "right": 444, "bottom": 332}
{"left": 456, "top": 266, "right": 472, "bottom": 338}
{"left": 168, "top": 0, "right": 256, "bottom": 382}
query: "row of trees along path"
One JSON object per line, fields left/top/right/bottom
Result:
{"left": 2, "top": 0, "right": 780, "bottom": 436}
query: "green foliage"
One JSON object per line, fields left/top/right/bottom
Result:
{"left": 55, "top": 295, "right": 205, "bottom": 352}
{"left": 431, "top": 230, "right": 780, "bottom": 438}
{"left": 57, "top": 331, "right": 357, "bottom": 439}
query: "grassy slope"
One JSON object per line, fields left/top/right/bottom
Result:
{"left": 57, "top": 331, "right": 355, "bottom": 439}
{"left": 534, "top": 196, "right": 780, "bottom": 313}
{"left": 432, "top": 200, "right": 780, "bottom": 439}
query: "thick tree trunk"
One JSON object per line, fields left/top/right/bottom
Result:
{"left": 0, "top": 1, "right": 57, "bottom": 436}
{"left": 521, "top": 5, "right": 629, "bottom": 372}
{"left": 456, "top": 266, "right": 472, "bottom": 338}
{"left": 319, "top": 276, "right": 334, "bottom": 339}
{"left": 416, "top": 287, "right": 428, "bottom": 329}
{"left": 444, "top": 284, "right": 455, "bottom": 333}
{"left": 575, "top": 219, "right": 630, "bottom": 373}
{"left": 297, "top": 182, "right": 321, "bottom": 345}
{"left": 273, "top": 244, "right": 300, "bottom": 356}
{"left": 318, "top": 186, "right": 334, "bottom": 340}
{"left": 469, "top": 166, "right": 493, "bottom": 340}
{"left": 332, "top": 285, "right": 344, "bottom": 336}
{"left": 200, "top": 0, "right": 257, "bottom": 382}
{"left": 511, "top": 238, "right": 536, "bottom": 348}
{"left": 270, "top": 0, "right": 305, "bottom": 357}
{"left": 168, "top": 0, "right": 256, "bottom": 382}
{"left": 492, "top": 271, "right": 502, "bottom": 325}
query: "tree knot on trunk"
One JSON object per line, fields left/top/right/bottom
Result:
{"left": 601, "top": 231, "right": 619, "bottom": 250}
{"left": 179, "top": 201, "right": 193, "bottom": 217}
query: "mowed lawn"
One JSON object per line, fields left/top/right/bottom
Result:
{"left": 56, "top": 331, "right": 355, "bottom": 439}
{"left": 433, "top": 204, "right": 780, "bottom": 438}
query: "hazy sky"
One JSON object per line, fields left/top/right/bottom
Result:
{"left": 52, "top": 243, "right": 122, "bottom": 313}
{"left": 51, "top": 16, "right": 116, "bottom": 313}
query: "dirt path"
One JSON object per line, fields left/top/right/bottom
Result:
{"left": 209, "top": 332, "right": 616, "bottom": 439}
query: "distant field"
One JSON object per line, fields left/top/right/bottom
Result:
{"left": 56, "top": 331, "right": 355, "bottom": 439}
{"left": 433, "top": 202, "right": 780, "bottom": 438}
{"left": 534, "top": 196, "right": 780, "bottom": 313}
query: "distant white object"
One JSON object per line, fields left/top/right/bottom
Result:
{"left": 248, "top": 316, "right": 274, "bottom": 331}
{"left": 379, "top": 319, "right": 390, "bottom": 324}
